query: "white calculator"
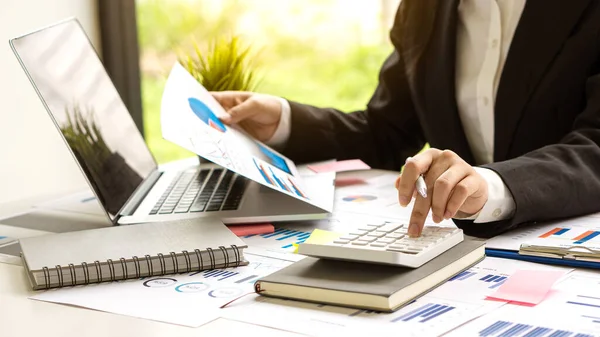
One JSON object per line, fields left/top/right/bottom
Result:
{"left": 297, "top": 222, "right": 464, "bottom": 268}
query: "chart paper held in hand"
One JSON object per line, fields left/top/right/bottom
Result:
{"left": 160, "top": 63, "right": 332, "bottom": 213}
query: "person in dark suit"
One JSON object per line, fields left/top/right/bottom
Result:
{"left": 212, "top": 0, "right": 600, "bottom": 238}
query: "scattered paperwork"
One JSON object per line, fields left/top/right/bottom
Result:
{"left": 221, "top": 257, "right": 570, "bottom": 337}
{"left": 30, "top": 253, "right": 291, "bottom": 327}
{"left": 487, "top": 270, "right": 566, "bottom": 305}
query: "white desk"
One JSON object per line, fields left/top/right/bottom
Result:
{"left": 0, "top": 196, "right": 300, "bottom": 337}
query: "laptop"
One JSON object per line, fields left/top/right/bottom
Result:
{"left": 9, "top": 18, "right": 335, "bottom": 226}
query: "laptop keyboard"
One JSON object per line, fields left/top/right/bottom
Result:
{"left": 149, "top": 168, "right": 248, "bottom": 215}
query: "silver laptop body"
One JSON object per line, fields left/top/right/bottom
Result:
{"left": 9, "top": 18, "right": 334, "bottom": 226}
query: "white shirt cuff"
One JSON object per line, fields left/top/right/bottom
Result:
{"left": 454, "top": 167, "right": 516, "bottom": 223}
{"left": 264, "top": 97, "right": 291, "bottom": 149}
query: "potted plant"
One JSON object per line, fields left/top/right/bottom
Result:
{"left": 180, "top": 35, "right": 261, "bottom": 92}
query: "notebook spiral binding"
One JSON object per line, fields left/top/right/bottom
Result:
{"left": 40, "top": 244, "right": 242, "bottom": 289}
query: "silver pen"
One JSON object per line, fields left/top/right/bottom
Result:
{"left": 416, "top": 175, "right": 427, "bottom": 198}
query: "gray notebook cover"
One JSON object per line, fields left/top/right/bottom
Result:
{"left": 20, "top": 217, "right": 247, "bottom": 271}
{"left": 256, "top": 237, "right": 485, "bottom": 298}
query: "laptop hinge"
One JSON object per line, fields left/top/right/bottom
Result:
{"left": 119, "top": 169, "right": 163, "bottom": 217}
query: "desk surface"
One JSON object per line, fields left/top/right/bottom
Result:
{"left": 0, "top": 262, "right": 299, "bottom": 337}
{"left": 0, "top": 191, "right": 300, "bottom": 337}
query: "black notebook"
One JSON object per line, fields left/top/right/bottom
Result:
{"left": 19, "top": 218, "right": 248, "bottom": 290}
{"left": 254, "top": 237, "right": 485, "bottom": 312}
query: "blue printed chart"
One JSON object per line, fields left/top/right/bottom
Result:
{"left": 139, "top": 253, "right": 291, "bottom": 297}
{"left": 477, "top": 320, "right": 594, "bottom": 337}
{"left": 529, "top": 225, "right": 600, "bottom": 249}
{"left": 564, "top": 294, "right": 600, "bottom": 325}
{"left": 31, "top": 253, "right": 292, "bottom": 328}
{"left": 449, "top": 271, "right": 508, "bottom": 290}
{"left": 188, "top": 97, "right": 227, "bottom": 133}
{"left": 253, "top": 158, "right": 307, "bottom": 199}
{"left": 258, "top": 144, "right": 291, "bottom": 175}
{"left": 222, "top": 295, "right": 502, "bottom": 337}
{"left": 242, "top": 227, "right": 312, "bottom": 261}
{"left": 428, "top": 257, "right": 568, "bottom": 304}
{"left": 447, "top": 304, "right": 600, "bottom": 337}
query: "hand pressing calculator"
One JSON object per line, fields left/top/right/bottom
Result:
{"left": 297, "top": 222, "right": 464, "bottom": 268}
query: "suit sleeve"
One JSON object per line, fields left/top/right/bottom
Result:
{"left": 456, "top": 71, "right": 600, "bottom": 238}
{"left": 278, "top": 47, "right": 426, "bottom": 171}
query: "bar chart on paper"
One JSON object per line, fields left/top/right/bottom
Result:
{"left": 345, "top": 296, "right": 497, "bottom": 335}
{"left": 138, "top": 253, "right": 291, "bottom": 298}
{"left": 529, "top": 225, "right": 600, "bottom": 249}
{"left": 486, "top": 216, "right": 600, "bottom": 251}
{"left": 242, "top": 226, "right": 312, "bottom": 253}
{"left": 448, "top": 271, "right": 508, "bottom": 289}
{"left": 222, "top": 295, "right": 500, "bottom": 337}
{"left": 447, "top": 303, "right": 600, "bottom": 337}
{"left": 477, "top": 320, "right": 595, "bottom": 337}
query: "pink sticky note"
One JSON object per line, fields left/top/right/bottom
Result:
{"left": 335, "top": 177, "right": 367, "bottom": 187}
{"left": 308, "top": 159, "right": 370, "bottom": 173}
{"left": 227, "top": 223, "right": 274, "bottom": 236}
{"left": 486, "top": 270, "right": 566, "bottom": 305}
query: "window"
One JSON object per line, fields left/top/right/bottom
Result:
{"left": 134, "top": 0, "right": 399, "bottom": 163}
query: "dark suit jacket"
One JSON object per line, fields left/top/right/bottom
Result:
{"left": 279, "top": 0, "right": 600, "bottom": 238}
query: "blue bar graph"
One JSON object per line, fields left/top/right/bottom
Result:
{"left": 202, "top": 269, "right": 239, "bottom": 281}
{"left": 521, "top": 326, "right": 551, "bottom": 337}
{"left": 246, "top": 227, "right": 311, "bottom": 249}
{"left": 392, "top": 303, "right": 455, "bottom": 323}
{"left": 480, "top": 321, "right": 512, "bottom": 336}
{"left": 479, "top": 274, "right": 508, "bottom": 289}
{"left": 567, "top": 301, "right": 600, "bottom": 309}
{"left": 567, "top": 294, "right": 600, "bottom": 309}
{"left": 573, "top": 231, "right": 600, "bottom": 244}
{"left": 498, "top": 324, "right": 532, "bottom": 337}
{"left": 449, "top": 271, "right": 476, "bottom": 281}
{"left": 478, "top": 320, "right": 585, "bottom": 337}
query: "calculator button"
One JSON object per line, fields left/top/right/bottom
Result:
{"left": 385, "top": 233, "right": 404, "bottom": 239}
{"left": 366, "top": 232, "right": 386, "bottom": 238}
{"left": 370, "top": 243, "right": 386, "bottom": 248}
{"left": 351, "top": 241, "right": 369, "bottom": 246}
{"left": 340, "top": 235, "right": 359, "bottom": 241}
{"left": 386, "top": 247, "right": 418, "bottom": 254}
{"left": 333, "top": 239, "right": 350, "bottom": 244}
{"left": 359, "top": 237, "right": 377, "bottom": 243}
{"left": 376, "top": 224, "right": 402, "bottom": 233}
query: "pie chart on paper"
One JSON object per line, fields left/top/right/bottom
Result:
{"left": 342, "top": 195, "right": 378, "bottom": 203}
{"left": 188, "top": 97, "right": 227, "bottom": 133}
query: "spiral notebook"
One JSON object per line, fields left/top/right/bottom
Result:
{"left": 19, "top": 218, "right": 248, "bottom": 290}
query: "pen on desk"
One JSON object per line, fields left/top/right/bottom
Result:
{"left": 416, "top": 175, "right": 427, "bottom": 198}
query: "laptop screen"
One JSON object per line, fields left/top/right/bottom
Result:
{"left": 10, "top": 19, "right": 157, "bottom": 220}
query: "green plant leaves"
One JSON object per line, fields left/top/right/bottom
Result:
{"left": 180, "top": 35, "right": 261, "bottom": 92}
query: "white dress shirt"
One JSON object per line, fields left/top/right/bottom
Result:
{"left": 265, "top": 0, "right": 525, "bottom": 223}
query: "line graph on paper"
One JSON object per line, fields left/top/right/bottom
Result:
{"left": 189, "top": 131, "right": 234, "bottom": 167}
